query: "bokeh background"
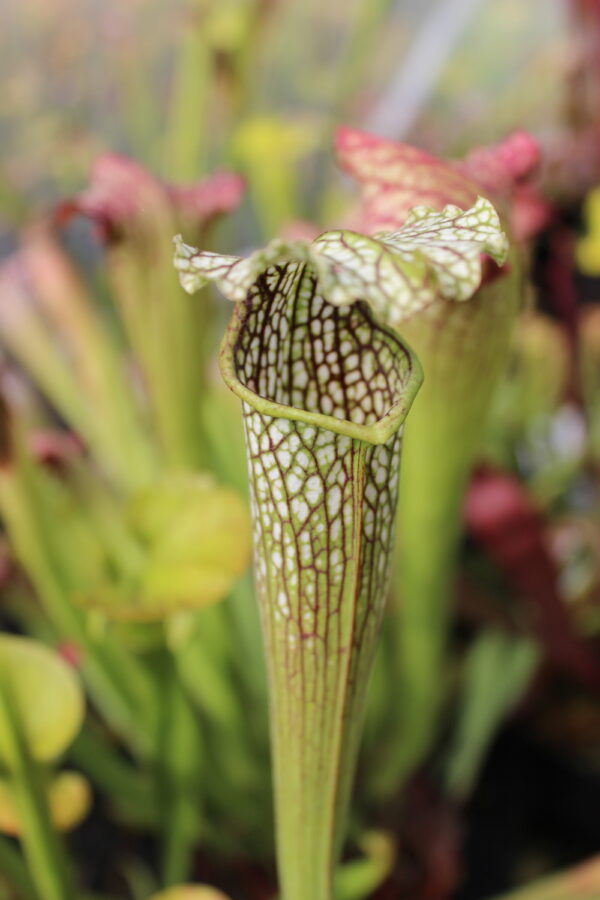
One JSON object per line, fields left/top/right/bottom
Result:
{"left": 0, "top": 0, "right": 576, "bottom": 249}
{"left": 2, "top": 2, "right": 600, "bottom": 899}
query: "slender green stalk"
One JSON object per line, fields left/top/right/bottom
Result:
{"left": 69, "top": 729, "right": 157, "bottom": 826}
{"left": 444, "top": 630, "right": 539, "bottom": 799}
{"left": 173, "top": 605, "right": 243, "bottom": 733}
{"left": 157, "top": 650, "right": 202, "bottom": 886}
{"left": 108, "top": 243, "right": 212, "bottom": 472}
{"left": 0, "top": 659, "right": 74, "bottom": 900}
{"left": 0, "top": 834, "right": 38, "bottom": 900}
{"left": 115, "top": 41, "right": 160, "bottom": 168}
{"left": 225, "top": 571, "right": 268, "bottom": 725}
{"left": 161, "top": 9, "right": 210, "bottom": 181}
{"left": 173, "top": 600, "right": 271, "bottom": 857}
{"left": 23, "top": 230, "right": 159, "bottom": 489}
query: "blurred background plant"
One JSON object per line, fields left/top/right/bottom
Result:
{"left": 2, "top": 0, "right": 600, "bottom": 898}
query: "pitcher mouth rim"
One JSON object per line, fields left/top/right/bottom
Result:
{"left": 219, "top": 299, "right": 423, "bottom": 447}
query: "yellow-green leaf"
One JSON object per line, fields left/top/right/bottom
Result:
{"left": 149, "top": 887, "right": 231, "bottom": 900}
{"left": 577, "top": 187, "right": 600, "bottom": 276}
{"left": 0, "top": 771, "right": 91, "bottom": 835}
{"left": 79, "top": 474, "right": 251, "bottom": 620}
{"left": 0, "top": 636, "right": 84, "bottom": 764}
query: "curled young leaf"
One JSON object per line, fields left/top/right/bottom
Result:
{"left": 334, "top": 829, "right": 396, "bottom": 900}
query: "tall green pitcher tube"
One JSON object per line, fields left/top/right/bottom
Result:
{"left": 334, "top": 126, "right": 536, "bottom": 788}
{"left": 174, "top": 193, "right": 507, "bottom": 899}
{"left": 221, "top": 278, "right": 420, "bottom": 900}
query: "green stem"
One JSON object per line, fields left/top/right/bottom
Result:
{"left": 157, "top": 649, "right": 202, "bottom": 886}
{"left": 385, "top": 461, "right": 464, "bottom": 789}
{"left": 225, "top": 571, "right": 268, "bottom": 732}
{"left": 173, "top": 604, "right": 242, "bottom": 733}
{"left": 0, "top": 834, "right": 38, "bottom": 900}
{"left": 27, "top": 237, "right": 159, "bottom": 490}
{"left": 109, "top": 252, "right": 212, "bottom": 471}
{"left": 161, "top": 8, "right": 210, "bottom": 181}
{"left": 0, "top": 661, "right": 74, "bottom": 900}
{"left": 172, "top": 601, "right": 271, "bottom": 858}
{"left": 444, "top": 631, "right": 539, "bottom": 799}
{"left": 69, "top": 728, "right": 157, "bottom": 826}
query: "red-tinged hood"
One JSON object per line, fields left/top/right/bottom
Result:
{"left": 334, "top": 125, "right": 544, "bottom": 241}
{"left": 55, "top": 153, "right": 245, "bottom": 242}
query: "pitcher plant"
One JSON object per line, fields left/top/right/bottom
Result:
{"left": 335, "top": 126, "right": 540, "bottom": 789}
{"left": 174, "top": 195, "right": 508, "bottom": 900}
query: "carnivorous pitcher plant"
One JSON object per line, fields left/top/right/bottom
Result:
{"left": 174, "top": 195, "right": 508, "bottom": 900}
{"left": 335, "top": 127, "right": 539, "bottom": 789}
